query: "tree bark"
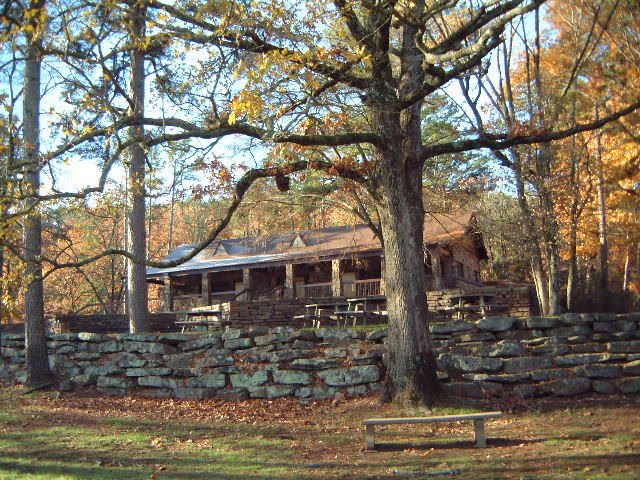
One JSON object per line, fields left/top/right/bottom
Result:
{"left": 595, "top": 104, "right": 609, "bottom": 310}
{"left": 23, "top": 0, "right": 53, "bottom": 386}
{"left": 378, "top": 3, "right": 439, "bottom": 404}
{"left": 126, "top": 1, "right": 149, "bottom": 332}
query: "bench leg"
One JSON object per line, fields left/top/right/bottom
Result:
{"left": 474, "top": 419, "right": 486, "bottom": 448}
{"left": 365, "top": 424, "right": 376, "bottom": 451}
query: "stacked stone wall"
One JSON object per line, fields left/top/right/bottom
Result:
{"left": 3, "top": 311, "right": 639, "bottom": 400}
{"left": 0, "top": 327, "right": 383, "bottom": 400}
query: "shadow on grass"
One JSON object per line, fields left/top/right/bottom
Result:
{"left": 371, "top": 436, "right": 537, "bottom": 452}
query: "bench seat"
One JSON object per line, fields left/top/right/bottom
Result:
{"left": 362, "top": 411, "right": 503, "bottom": 450}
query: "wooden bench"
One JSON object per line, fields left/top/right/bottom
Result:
{"left": 362, "top": 411, "right": 503, "bottom": 450}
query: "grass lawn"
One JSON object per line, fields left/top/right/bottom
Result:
{"left": 0, "top": 386, "right": 639, "bottom": 479}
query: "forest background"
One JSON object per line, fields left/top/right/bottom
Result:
{"left": 1, "top": 0, "right": 639, "bottom": 322}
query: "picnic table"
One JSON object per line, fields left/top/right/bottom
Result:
{"left": 445, "top": 292, "right": 507, "bottom": 320}
{"left": 175, "top": 310, "right": 230, "bottom": 332}
{"left": 294, "top": 301, "right": 349, "bottom": 328}
{"left": 334, "top": 295, "right": 387, "bottom": 327}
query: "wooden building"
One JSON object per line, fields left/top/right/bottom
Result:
{"left": 147, "top": 212, "right": 487, "bottom": 311}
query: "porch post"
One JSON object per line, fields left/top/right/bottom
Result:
{"left": 380, "top": 254, "right": 386, "bottom": 294}
{"left": 162, "top": 275, "right": 174, "bottom": 311}
{"left": 431, "top": 247, "right": 443, "bottom": 289}
{"left": 331, "top": 259, "right": 343, "bottom": 297}
{"left": 242, "top": 268, "right": 252, "bottom": 300}
{"left": 201, "top": 272, "right": 210, "bottom": 305}
{"left": 285, "top": 263, "right": 295, "bottom": 298}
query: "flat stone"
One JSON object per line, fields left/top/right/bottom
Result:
{"left": 138, "top": 376, "right": 183, "bottom": 389}
{"left": 325, "top": 348, "right": 348, "bottom": 358}
{"left": 71, "top": 374, "right": 97, "bottom": 386}
{"left": 290, "top": 358, "right": 339, "bottom": 370}
{"left": 526, "top": 317, "right": 558, "bottom": 329}
{"left": 503, "top": 356, "right": 553, "bottom": 374}
{"left": 272, "top": 369, "right": 312, "bottom": 385}
{"left": 347, "top": 384, "right": 370, "bottom": 396}
{"left": 125, "top": 367, "right": 172, "bottom": 377}
{"left": 622, "top": 360, "right": 640, "bottom": 375}
{"left": 429, "top": 321, "right": 474, "bottom": 334}
{"left": 75, "top": 352, "right": 101, "bottom": 360}
{"left": 223, "top": 338, "right": 254, "bottom": 350}
{"left": 78, "top": 332, "right": 113, "bottom": 342}
{"left": 185, "top": 374, "right": 226, "bottom": 389}
{"left": 458, "top": 332, "right": 496, "bottom": 342}
{"left": 295, "top": 385, "right": 337, "bottom": 400}
{"left": 122, "top": 333, "right": 159, "bottom": 342}
{"left": 230, "top": 371, "right": 269, "bottom": 388}
{"left": 352, "top": 353, "right": 382, "bottom": 366}
{"left": 608, "top": 341, "right": 640, "bottom": 353}
{"left": 139, "top": 389, "right": 174, "bottom": 398}
{"left": 317, "top": 365, "right": 380, "bottom": 386}
{"left": 292, "top": 340, "right": 316, "bottom": 350}
{"left": 592, "top": 380, "right": 616, "bottom": 394}
{"left": 593, "top": 322, "right": 617, "bottom": 333}
{"left": 157, "top": 333, "right": 192, "bottom": 344}
{"left": 179, "top": 335, "right": 223, "bottom": 352}
{"left": 555, "top": 354, "right": 606, "bottom": 366}
{"left": 123, "top": 341, "right": 176, "bottom": 355}
{"left": 164, "top": 352, "right": 197, "bottom": 369}
{"left": 617, "top": 377, "right": 640, "bottom": 393}
{"left": 254, "top": 334, "right": 278, "bottom": 346}
{"left": 196, "top": 355, "right": 234, "bottom": 368}
{"left": 266, "top": 350, "right": 310, "bottom": 363}
{"left": 264, "top": 385, "right": 294, "bottom": 399}
{"left": 116, "top": 352, "right": 146, "bottom": 368}
{"left": 559, "top": 313, "right": 590, "bottom": 325}
{"left": 476, "top": 317, "right": 516, "bottom": 332}
{"left": 574, "top": 364, "right": 621, "bottom": 379}
{"left": 542, "top": 378, "right": 591, "bottom": 396}
{"left": 366, "top": 329, "right": 387, "bottom": 341}
{"left": 172, "top": 368, "right": 202, "bottom": 377}
{"left": 99, "top": 341, "right": 123, "bottom": 353}
{"left": 98, "top": 387, "right": 127, "bottom": 396}
{"left": 84, "top": 363, "right": 121, "bottom": 376}
{"left": 530, "top": 344, "right": 570, "bottom": 356}
{"left": 547, "top": 326, "right": 592, "bottom": 337}
{"left": 464, "top": 372, "right": 530, "bottom": 383}
{"left": 48, "top": 333, "right": 75, "bottom": 341}
{"left": 441, "top": 381, "right": 502, "bottom": 399}
{"left": 96, "top": 376, "right": 134, "bottom": 390}
{"left": 216, "top": 388, "right": 249, "bottom": 401}
{"left": 174, "top": 388, "right": 217, "bottom": 400}
{"left": 488, "top": 340, "right": 522, "bottom": 358}
{"left": 448, "top": 355, "right": 503, "bottom": 373}
{"left": 221, "top": 329, "right": 242, "bottom": 341}
{"left": 77, "top": 343, "right": 101, "bottom": 353}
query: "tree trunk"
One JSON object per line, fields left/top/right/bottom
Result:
{"left": 513, "top": 152, "right": 549, "bottom": 314}
{"left": 377, "top": 3, "right": 439, "bottom": 404}
{"left": 566, "top": 218, "right": 578, "bottom": 311}
{"left": 126, "top": 1, "right": 149, "bottom": 332}
{"left": 23, "top": 2, "right": 52, "bottom": 386}
{"left": 595, "top": 105, "right": 609, "bottom": 310}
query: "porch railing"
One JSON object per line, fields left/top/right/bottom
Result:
{"left": 343, "top": 279, "right": 383, "bottom": 297}
{"left": 295, "top": 282, "right": 332, "bottom": 298}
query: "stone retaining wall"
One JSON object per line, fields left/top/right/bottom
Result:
{"left": 430, "top": 312, "right": 640, "bottom": 397}
{"left": 2, "top": 311, "right": 639, "bottom": 400}
{"left": 0, "top": 327, "right": 383, "bottom": 400}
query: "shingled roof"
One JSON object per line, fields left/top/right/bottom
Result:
{"left": 147, "top": 212, "right": 484, "bottom": 277}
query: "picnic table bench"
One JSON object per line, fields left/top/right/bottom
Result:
{"left": 362, "top": 411, "right": 503, "bottom": 450}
